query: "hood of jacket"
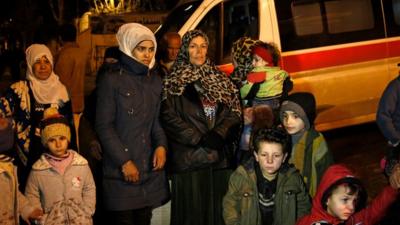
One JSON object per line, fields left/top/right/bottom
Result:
{"left": 307, "top": 164, "right": 361, "bottom": 225}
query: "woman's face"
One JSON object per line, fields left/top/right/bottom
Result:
{"left": 32, "top": 56, "right": 52, "bottom": 80}
{"left": 188, "top": 36, "right": 208, "bottom": 66}
{"left": 132, "top": 40, "right": 155, "bottom": 66}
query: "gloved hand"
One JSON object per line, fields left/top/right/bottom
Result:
{"left": 200, "top": 130, "right": 224, "bottom": 151}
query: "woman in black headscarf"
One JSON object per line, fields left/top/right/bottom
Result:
{"left": 162, "top": 30, "right": 241, "bottom": 225}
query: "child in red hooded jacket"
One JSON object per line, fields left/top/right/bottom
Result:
{"left": 296, "top": 164, "right": 400, "bottom": 225}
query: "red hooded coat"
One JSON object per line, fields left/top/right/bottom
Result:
{"left": 296, "top": 164, "right": 398, "bottom": 225}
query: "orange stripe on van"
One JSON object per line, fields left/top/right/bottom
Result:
{"left": 282, "top": 40, "right": 400, "bottom": 73}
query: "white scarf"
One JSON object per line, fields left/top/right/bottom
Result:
{"left": 116, "top": 23, "right": 157, "bottom": 69}
{"left": 25, "top": 44, "right": 69, "bottom": 105}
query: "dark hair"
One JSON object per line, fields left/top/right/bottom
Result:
{"left": 321, "top": 177, "right": 368, "bottom": 212}
{"left": 254, "top": 42, "right": 281, "bottom": 66}
{"left": 252, "top": 104, "right": 274, "bottom": 132}
{"left": 250, "top": 127, "right": 291, "bottom": 154}
{"left": 59, "top": 23, "right": 77, "bottom": 42}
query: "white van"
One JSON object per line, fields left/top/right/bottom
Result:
{"left": 155, "top": 0, "right": 400, "bottom": 131}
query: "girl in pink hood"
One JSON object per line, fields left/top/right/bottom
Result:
{"left": 296, "top": 164, "right": 400, "bottom": 225}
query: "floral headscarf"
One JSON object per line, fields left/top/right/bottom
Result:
{"left": 26, "top": 44, "right": 69, "bottom": 105}
{"left": 163, "top": 30, "right": 241, "bottom": 117}
{"left": 230, "top": 37, "right": 263, "bottom": 87}
{"left": 116, "top": 23, "right": 157, "bottom": 69}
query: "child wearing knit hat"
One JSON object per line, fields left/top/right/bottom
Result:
{"left": 280, "top": 92, "right": 334, "bottom": 197}
{"left": 0, "top": 117, "right": 43, "bottom": 224}
{"left": 24, "top": 108, "right": 96, "bottom": 225}
{"left": 240, "top": 41, "right": 293, "bottom": 109}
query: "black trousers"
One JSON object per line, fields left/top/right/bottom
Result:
{"left": 108, "top": 207, "right": 152, "bottom": 225}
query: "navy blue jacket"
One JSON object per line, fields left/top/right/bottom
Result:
{"left": 377, "top": 76, "right": 400, "bottom": 144}
{"left": 96, "top": 52, "right": 168, "bottom": 211}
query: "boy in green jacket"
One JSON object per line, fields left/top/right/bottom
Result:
{"left": 223, "top": 127, "right": 311, "bottom": 225}
{"left": 280, "top": 92, "right": 334, "bottom": 197}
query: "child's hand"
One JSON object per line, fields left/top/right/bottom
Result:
{"left": 389, "top": 163, "right": 400, "bottom": 189}
{"left": 26, "top": 208, "right": 43, "bottom": 225}
{"left": 243, "top": 107, "right": 254, "bottom": 125}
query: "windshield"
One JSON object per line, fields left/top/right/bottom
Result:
{"left": 155, "top": 0, "right": 201, "bottom": 40}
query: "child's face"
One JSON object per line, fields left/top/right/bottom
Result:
{"left": 326, "top": 185, "right": 358, "bottom": 221}
{"left": 282, "top": 111, "right": 305, "bottom": 135}
{"left": 254, "top": 141, "right": 287, "bottom": 179}
{"left": 46, "top": 135, "right": 68, "bottom": 157}
{"left": 252, "top": 54, "right": 268, "bottom": 67}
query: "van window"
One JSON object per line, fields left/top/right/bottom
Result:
{"left": 197, "top": 6, "right": 220, "bottom": 62}
{"left": 196, "top": 0, "right": 258, "bottom": 63}
{"left": 155, "top": 1, "right": 201, "bottom": 39}
{"left": 383, "top": 0, "right": 400, "bottom": 37}
{"left": 292, "top": 3, "right": 323, "bottom": 36}
{"left": 223, "top": 0, "right": 258, "bottom": 62}
{"left": 275, "top": 0, "right": 385, "bottom": 51}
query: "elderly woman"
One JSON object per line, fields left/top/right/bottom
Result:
{"left": 95, "top": 23, "right": 168, "bottom": 225}
{"left": 0, "top": 44, "right": 75, "bottom": 188}
{"left": 161, "top": 30, "right": 241, "bottom": 225}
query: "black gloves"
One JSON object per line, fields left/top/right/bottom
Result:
{"left": 200, "top": 130, "right": 225, "bottom": 151}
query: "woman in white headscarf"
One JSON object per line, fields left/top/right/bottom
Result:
{"left": 95, "top": 23, "right": 168, "bottom": 225}
{"left": 0, "top": 44, "right": 75, "bottom": 188}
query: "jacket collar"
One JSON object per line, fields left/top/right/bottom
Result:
{"left": 120, "top": 52, "right": 149, "bottom": 76}
{"left": 242, "top": 158, "right": 295, "bottom": 180}
{"left": 32, "top": 150, "right": 88, "bottom": 170}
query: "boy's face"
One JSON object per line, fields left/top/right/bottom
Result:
{"left": 254, "top": 141, "right": 287, "bottom": 178}
{"left": 252, "top": 54, "right": 268, "bottom": 67}
{"left": 326, "top": 185, "right": 358, "bottom": 221}
{"left": 46, "top": 135, "right": 68, "bottom": 157}
{"left": 282, "top": 111, "right": 305, "bottom": 135}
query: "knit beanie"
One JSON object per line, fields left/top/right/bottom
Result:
{"left": 40, "top": 108, "right": 71, "bottom": 145}
{"left": 0, "top": 118, "right": 14, "bottom": 153}
{"left": 280, "top": 92, "right": 316, "bottom": 130}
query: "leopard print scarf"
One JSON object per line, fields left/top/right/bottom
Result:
{"left": 230, "top": 37, "right": 263, "bottom": 88}
{"left": 163, "top": 30, "right": 241, "bottom": 117}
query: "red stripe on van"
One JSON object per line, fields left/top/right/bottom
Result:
{"left": 281, "top": 40, "right": 400, "bottom": 73}
{"left": 388, "top": 40, "right": 400, "bottom": 58}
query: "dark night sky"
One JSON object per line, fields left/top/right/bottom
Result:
{"left": 0, "top": 0, "right": 90, "bottom": 23}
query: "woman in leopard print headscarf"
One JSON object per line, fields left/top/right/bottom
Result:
{"left": 161, "top": 30, "right": 241, "bottom": 225}
{"left": 229, "top": 37, "right": 263, "bottom": 88}
{"left": 163, "top": 30, "right": 241, "bottom": 116}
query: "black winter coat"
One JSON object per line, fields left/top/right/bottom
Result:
{"left": 161, "top": 83, "right": 241, "bottom": 173}
{"left": 96, "top": 53, "right": 169, "bottom": 211}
